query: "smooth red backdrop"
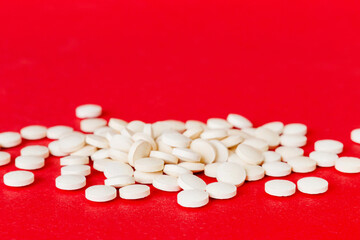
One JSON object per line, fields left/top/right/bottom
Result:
{"left": 1, "top": 0, "right": 360, "bottom": 239}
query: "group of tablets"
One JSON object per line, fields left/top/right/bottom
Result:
{"left": 0, "top": 104, "right": 360, "bottom": 208}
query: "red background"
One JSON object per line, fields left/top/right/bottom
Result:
{"left": 1, "top": 0, "right": 360, "bottom": 239}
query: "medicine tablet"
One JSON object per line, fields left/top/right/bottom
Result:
{"left": 178, "top": 174, "right": 206, "bottom": 191}
{"left": 56, "top": 175, "right": 86, "bottom": 190}
{"left": 200, "top": 129, "right": 228, "bottom": 140}
{"left": 128, "top": 140, "right": 152, "bottom": 166}
{"left": 58, "top": 132, "right": 86, "bottom": 154}
{"left": 161, "top": 132, "right": 191, "bottom": 148}
{"left": 21, "top": 145, "right": 49, "bottom": 158}
{"left": 206, "top": 182, "right": 237, "bottom": 199}
{"left": 177, "top": 189, "right": 209, "bottom": 208}
{"left": 0, "top": 132, "right": 22, "bottom": 148}
{"left": 275, "top": 146, "right": 304, "bottom": 162}
{"left": 163, "top": 164, "right": 192, "bottom": 177}
{"left": 235, "top": 144, "right": 264, "bottom": 165}
{"left": 20, "top": 125, "right": 47, "bottom": 140}
{"left": 134, "top": 157, "right": 164, "bottom": 173}
{"left": 220, "top": 135, "right": 243, "bottom": 148}
{"left": 265, "top": 180, "right": 296, "bottom": 197}
{"left": 3, "top": 171, "right": 34, "bottom": 187}
{"left": 150, "top": 151, "right": 178, "bottom": 164}
{"left": 85, "top": 134, "right": 109, "bottom": 149}
{"left": 242, "top": 138, "right": 269, "bottom": 152}
{"left": 93, "top": 158, "right": 113, "bottom": 172}
{"left": 48, "top": 141, "right": 68, "bottom": 157}
{"left": 127, "top": 120, "right": 146, "bottom": 133}
{"left": 351, "top": 129, "right": 360, "bottom": 144}
{"left": 228, "top": 152, "right": 250, "bottom": 167}
{"left": 76, "top": 104, "right": 102, "bottom": 119}
{"left": 80, "top": 118, "right": 107, "bottom": 133}
{"left": 85, "top": 185, "right": 117, "bottom": 202}
{"left": 94, "top": 126, "right": 117, "bottom": 138}
{"left": 134, "top": 170, "right": 163, "bottom": 184}
{"left": 280, "top": 135, "right": 307, "bottom": 147}
{"left": 255, "top": 127, "right": 280, "bottom": 148}
{"left": 91, "top": 148, "right": 110, "bottom": 161}
{"left": 47, "top": 126, "right": 74, "bottom": 139}
{"left": 263, "top": 151, "right": 281, "bottom": 163}
{"left": 262, "top": 162, "right": 292, "bottom": 177}
{"left": 183, "top": 127, "right": 203, "bottom": 140}
{"left": 297, "top": 177, "right": 328, "bottom": 194}
{"left": 132, "top": 132, "right": 157, "bottom": 150}
{"left": 245, "top": 165, "right": 265, "bottom": 181}
{"left": 178, "top": 162, "right": 205, "bottom": 173}
{"left": 283, "top": 123, "right": 307, "bottom": 135}
{"left": 204, "top": 162, "right": 221, "bottom": 178}
{"left": 61, "top": 164, "right": 91, "bottom": 176}
{"left": 207, "top": 118, "right": 232, "bottom": 129}
{"left": 309, "top": 151, "right": 338, "bottom": 167}
{"left": 108, "top": 118, "right": 128, "bottom": 132}
{"left": 60, "top": 155, "right": 89, "bottom": 166}
{"left": 156, "top": 139, "right": 173, "bottom": 154}
{"left": 335, "top": 157, "right": 360, "bottom": 173}
{"left": 15, "top": 156, "right": 45, "bottom": 170}
{"left": 190, "top": 139, "right": 216, "bottom": 164}
{"left": 108, "top": 148, "right": 128, "bottom": 163}
{"left": 261, "top": 121, "right": 284, "bottom": 135}
{"left": 287, "top": 156, "right": 317, "bottom": 173}
{"left": 119, "top": 184, "right": 150, "bottom": 200}
{"left": 103, "top": 161, "right": 134, "bottom": 178}
{"left": 185, "top": 120, "right": 207, "bottom": 129}
{"left": 210, "top": 140, "right": 229, "bottom": 163}
{"left": 153, "top": 175, "right": 181, "bottom": 192}
{"left": 314, "top": 140, "right": 343, "bottom": 154}
{"left": 105, "top": 175, "right": 135, "bottom": 188}
{"left": 172, "top": 148, "right": 201, "bottom": 162}
{"left": 217, "top": 162, "right": 246, "bottom": 186}
{"left": 121, "top": 127, "right": 135, "bottom": 138}
{"left": 143, "top": 123, "right": 153, "bottom": 138}
{"left": 0, "top": 151, "right": 11, "bottom": 166}
{"left": 227, "top": 114, "right": 252, "bottom": 129}
{"left": 71, "top": 145, "right": 97, "bottom": 157}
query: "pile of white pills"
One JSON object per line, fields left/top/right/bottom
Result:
{"left": 0, "top": 103, "right": 360, "bottom": 208}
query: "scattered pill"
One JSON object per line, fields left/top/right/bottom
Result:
{"left": 134, "top": 158, "right": 164, "bottom": 173}
{"left": 314, "top": 139, "right": 343, "bottom": 154}
{"left": 127, "top": 120, "right": 146, "bottom": 133}
{"left": 108, "top": 148, "right": 128, "bottom": 163}
{"left": 162, "top": 132, "right": 191, "bottom": 148}
{"left": 105, "top": 175, "right": 135, "bottom": 188}
{"left": 210, "top": 140, "right": 229, "bottom": 163}
{"left": 21, "top": 145, "right": 49, "bottom": 158}
{"left": 15, "top": 156, "right": 45, "bottom": 170}
{"left": 133, "top": 170, "right": 163, "bottom": 184}
{"left": 261, "top": 121, "right": 284, "bottom": 135}
{"left": 108, "top": 118, "right": 127, "bottom": 132}
{"left": 178, "top": 174, "right": 207, "bottom": 191}
{"left": 204, "top": 162, "right": 221, "bottom": 178}
{"left": 58, "top": 132, "right": 86, "bottom": 154}
{"left": 280, "top": 135, "right": 307, "bottom": 147}
{"left": 183, "top": 127, "right": 203, "bottom": 140}
{"left": 178, "top": 162, "right": 205, "bottom": 173}
{"left": 153, "top": 175, "right": 181, "bottom": 192}
{"left": 109, "top": 134, "right": 133, "bottom": 152}
{"left": 163, "top": 164, "right": 192, "bottom": 177}
{"left": 172, "top": 148, "right": 201, "bottom": 162}
{"left": 128, "top": 140, "right": 152, "bottom": 166}
{"left": 220, "top": 135, "right": 243, "bottom": 148}
{"left": 85, "top": 134, "right": 109, "bottom": 149}
{"left": 206, "top": 182, "right": 237, "bottom": 199}
{"left": 287, "top": 156, "right": 317, "bottom": 173}
{"left": 0, "top": 132, "right": 22, "bottom": 148}
{"left": 48, "top": 141, "right": 68, "bottom": 157}
{"left": 150, "top": 151, "right": 178, "bottom": 164}
{"left": 20, "top": 125, "right": 47, "bottom": 140}
{"left": 3, "top": 171, "right": 34, "bottom": 187}
{"left": 227, "top": 114, "right": 252, "bottom": 129}
{"left": 309, "top": 151, "right": 338, "bottom": 167}
{"left": 60, "top": 155, "right": 89, "bottom": 166}
{"left": 255, "top": 127, "right": 280, "bottom": 148}
{"left": 91, "top": 148, "right": 110, "bottom": 161}
{"left": 103, "top": 161, "right": 134, "bottom": 178}
{"left": 283, "top": 123, "right": 307, "bottom": 135}
{"left": 80, "top": 118, "right": 107, "bottom": 133}
{"left": 207, "top": 118, "right": 232, "bottom": 129}
{"left": 245, "top": 165, "right": 265, "bottom": 181}
{"left": 275, "top": 146, "right": 304, "bottom": 162}
{"left": 200, "top": 129, "right": 228, "bottom": 140}
{"left": 242, "top": 138, "right": 269, "bottom": 152}
{"left": 297, "top": 177, "right": 328, "bottom": 194}
{"left": 56, "top": 175, "right": 86, "bottom": 190}
{"left": 76, "top": 104, "right": 102, "bottom": 119}
{"left": 71, "top": 145, "right": 97, "bottom": 157}
{"left": 61, "top": 164, "right": 91, "bottom": 176}
{"left": 0, "top": 151, "right": 11, "bottom": 166}
{"left": 119, "top": 184, "right": 150, "bottom": 200}
{"left": 351, "top": 129, "right": 360, "bottom": 144}
{"left": 217, "top": 162, "right": 246, "bottom": 186}
{"left": 47, "top": 126, "right": 74, "bottom": 139}
{"left": 235, "top": 144, "right": 264, "bottom": 165}
{"left": 265, "top": 180, "right": 296, "bottom": 197}
{"left": 177, "top": 189, "right": 209, "bottom": 208}
{"left": 262, "top": 162, "right": 292, "bottom": 177}
{"left": 263, "top": 151, "right": 282, "bottom": 163}
{"left": 190, "top": 139, "right": 216, "bottom": 164}
{"left": 85, "top": 185, "right": 117, "bottom": 202}
{"left": 93, "top": 158, "right": 113, "bottom": 172}
{"left": 335, "top": 157, "right": 360, "bottom": 173}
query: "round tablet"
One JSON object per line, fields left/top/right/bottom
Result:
{"left": 91, "top": 148, "right": 110, "bottom": 161}
{"left": 242, "top": 138, "right": 269, "bottom": 152}
{"left": 153, "top": 175, "right": 181, "bottom": 192}
{"left": 262, "top": 161, "right": 292, "bottom": 177}
{"left": 47, "top": 126, "right": 74, "bottom": 139}
{"left": 161, "top": 132, "right": 191, "bottom": 148}
{"left": 297, "top": 177, "right": 328, "bottom": 194}
{"left": 227, "top": 114, "right": 252, "bottom": 129}
{"left": 206, "top": 182, "right": 237, "bottom": 199}
{"left": 56, "top": 175, "right": 86, "bottom": 190}
{"left": 121, "top": 127, "right": 135, "bottom": 138}
{"left": 190, "top": 139, "right": 216, "bottom": 164}
{"left": 228, "top": 152, "right": 250, "bottom": 167}
{"left": 207, "top": 118, "right": 232, "bottom": 129}
{"left": 85, "top": 185, "right": 117, "bottom": 202}
{"left": 71, "top": 145, "right": 97, "bottom": 157}
{"left": 108, "top": 118, "right": 128, "bottom": 132}
{"left": 134, "top": 158, "right": 164, "bottom": 173}
{"left": 163, "top": 164, "right": 192, "bottom": 177}
{"left": 309, "top": 151, "right": 338, "bottom": 167}
{"left": 275, "top": 146, "right": 304, "bottom": 162}
{"left": 351, "top": 129, "right": 360, "bottom": 144}
{"left": 127, "top": 120, "right": 146, "bottom": 133}
{"left": 93, "top": 158, "right": 114, "bottom": 172}
{"left": 109, "top": 134, "right": 133, "bottom": 152}
{"left": 287, "top": 156, "right": 317, "bottom": 173}
{"left": 172, "top": 148, "right": 200, "bottom": 162}
{"left": 245, "top": 165, "right": 265, "bottom": 181}
{"left": 283, "top": 123, "right": 307, "bottom": 135}
{"left": 105, "top": 175, "right": 135, "bottom": 188}
{"left": 255, "top": 127, "right": 280, "bottom": 148}
{"left": 204, "top": 162, "right": 221, "bottom": 178}
{"left": 185, "top": 120, "right": 207, "bottom": 129}
{"left": 80, "top": 118, "right": 107, "bottom": 133}
{"left": 61, "top": 164, "right": 91, "bottom": 176}
{"left": 263, "top": 151, "right": 281, "bottom": 163}
{"left": 157, "top": 139, "right": 173, "bottom": 154}
{"left": 119, "top": 184, "right": 150, "bottom": 200}
{"left": 103, "top": 161, "right": 134, "bottom": 178}
{"left": 58, "top": 132, "right": 86, "bottom": 154}
{"left": 150, "top": 151, "right": 178, "bottom": 164}
{"left": 178, "top": 174, "right": 206, "bottom": 190}
{"left": 280, "top": 135, "right": 307, "bottom": 147}
{"left": 86, "top": 134, "right": 109, "bottom": 149}
{"left": 210, "top": 140, "right": 229, "bottom": 163}
{"left": 0, "top": 151, "right": 11, "bottom": 166}
{"left": 261, "top": 121, "right": 284, "bottom": 135}
{"left": 134, "top": 170, "right": 162, "bottom": 184}
{"left": 76, "top": 104, "right": 102, "bottom": 119}
{"left": 265, "top": 180, "right": 296, "bottom": 197}
{"left": 20, "top": 125, "right": 47, "bottom": 140}
{"left": 335, "top": 157, "right": 360, "bottom": 173}
{"left": 200, "top": 129, "right": 228, "bottom": 140}
{"left": 3, "top": 171, "right": 34, "bottom": 187}
{"left": 128, "top": 140, "right": 152, "bottom": 166}
{"left": 48, "top": 141, "right": 68, "bottom": 157}
{"left": 60, "top": 155, "right": 89, "bottom": 166}
{"left": 178, "top": 162, "right": 205, "bottom": 173}
{"left": 108, "top": 148, "right": 128, "bottom": 163}
{"left": 217, "top": 162, "right": 246, "bottom": 186}
{"left": 183, "top": 127, "right": 203, "bottom": 140}
{"left": 177, "top": 190, "right": 209, "bottom": 208}
{"left": 314, "top": 140, "right": 343, "bottom": 154}
{"left": 143, "top": 123, "right": 153, "bottom": 138}
{"left": 21, "top": 145, "right": 49, "bottom": 158}
{"left": 221, "top": 135, "right": 244, "bottom": 148}
{"left": 235, "top": 144, "right": 264, "bottom": 165}
{"left": 0, "top": 132, "right": 22, "bottom": 148}
{"left": 94, "top": 126, "right": 117, "bottom": 138}
{"left": 15, "top": 156, "right": 45, "bottom": 170}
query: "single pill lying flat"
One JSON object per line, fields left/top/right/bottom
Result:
{"left": 287, "top": 156, "right": 317, "bottom": 173}
{"left": 309, "top": 151, "right": 338, "bottom": 167}
{"left": 262, "top": 162, "right": 292, "bottom": 177}
{"left": 119, "top": 184, "right": 150, "bottom": 200}
{"left": 161, "top": 132, "right": 191, "bottom": 148}
{"left": 265, "top": 180, "right": 296, "bottom": 197}
{"left": 105, "top": 175, "right": 135, "bottom": 188}
{"left": 15, "top": 156, "right": 45, "bottom": 170}
{"left": 80, "top": 118, "right": 107, "bottom": 133}
{"left": 245, "top": 165, "right": 265, "bottom": 181}
{"left": 263, "top": 151, "right": 282, "bottom": 163}
{"left": 227, "top": 114, "right": 253, "bottom": 129}
{"left": 261, "top": 121, "right": 284, "bottom": 135}
{"left": 177, "top": 189, "right": 209, "bottom": 208}
{"left": 178, "top": 174, "right": 207, "bottom": 191}
{"left": 0, "top": 132, "right": 22, "bottom": 148}
{"left": 153, "top": 175, "right": 181, "bottom": 192}
{"left": 56, "top": 175, "right": 86, "bottom": 190}
{"left": 314, "top": 140, "right": 343, "bottom": 154}
{"left": 200, "top": 129, "right": 228, "bottom": 140}
{"left": 207, "top": 118, "right": 232, "bottom": 129}
{"left": 204, "top": 162, "right": 221, "bottom": 178}
{"left": 163, "top": 164, "right": 192, "bottom": 177}
{"left": 134, "top": 157, "right": 164, "bottom": 173}
{"left": 76, "top": 104, "right": 102, "bottom": 119}
{"left": 280, "top": 135, "right": 307, "bottom": 148}
{"left": 275, "top": 146, "right": 304, "bottom": 162}
{"left": 85, "top": 134, "right": 109, "bottom": 149}
{"left": 61, "top": 164, "right": 91, "bottom": 176}
{"left": 3, "top": 170, "right": 35, "bottom": 187}
{"left": 235, "top": 144, "right": 264, "bottom": 165}
{"left": 206, "top": 182, "right": 237, "bottom": 199}
{"left": 178, "top": 162, "right": 205, "bottom": 173}
{"left": 283, "top": 123, "right": 307, "bottom": 135}
{"left": 85, "top": 185, "right": 117, "bottom": 202}
{"left": 335, "top": 157, "right": 360, "bottom": 173}
{"left": 351, "top": 129, "right": 360, "bottom": 144}
{"left": 58, "top": 132, "right": 86, "bottom": 154}
{"left": 47, "top": 126, "right": 74, "bottom": 139}
{"left": 103, "top": 161, "right": 134, "bottom": 178}
{"left": 217, "top": 162, "right": 246, "bottom": 186}
{"left": 133, "top": 170, "right": 162, "bottom": 184}
{"left": 0, "top": 151, "right": 11, "bottom": 166}
{"left": 297, "top": 177, "right": 328, "bottom": 194}
{"left": 21, "top": 145, "right": 49, "bottom": 158}
{"left": 20, "top": 125, "right": 47, "bottom": 140}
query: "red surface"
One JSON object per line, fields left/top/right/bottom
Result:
{"left": 1, "top": 0, "right": 360, "bottom": 239}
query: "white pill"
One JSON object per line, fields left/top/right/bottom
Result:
{"left": 351, "top": 129, "right": 360, "bottom": 144}
{"left": 128, "top": 140, "right": 152, "bottom": 166}
{"left": 150, "top": 151, "right": 178, "bottom": 164}
{"left": 0, "top": 132, "right": 22, "bottom": 148}
{"left": 153, "top": 175, "right": 181, "bottom": 192}
{"left": 262, "top": 161, "right": 292, "bottom": 177}
{"left": 21, "top": 145, "right": 49, "bottom": 158}
{"left": 108, "top": 118, "right": 127, "bottom": 132}
{"left": 177, "top": 189, "right": 209, "bottom": 208}
{"left": 71, "top": 145, "right": 97, "bottom": 157}
{"left": 190, "top": 139, "right": 216, "bottom": 164}
{"left": 162, "top": 132, "right": 191, "bottom": 148}
{"left": 108, "top": 148, "right": 128, "bottom": 163}
{"left": 156, "top": 139, "right": 173, "bottom": 154}
{"left": 178, "top": 162, "right": 205, "bottom": 173}
{"left": 15, "top": 156, "right": 45, "bottom": 170}
{"left": 143, "top": 123, "right": 153, "bottom": 138}
{"left": 94, "top": 126, "right": 117, "bottom": 138}
{"left": 220, "top": 135, "right": 243, "bottom": 148}
{"left": 335, "top": 157, "right": 360, "bottom": 173}
{"left": 263, "top": 151, "right": 282, "bottom": 163}
{"left": 178, "top": 174, "right": 206, "bottom": 190}
{"left": 204, "top": 162, "right": 221, "bottom": 178}
{"left": 255, "top": 127, "right": 280, "bottom": 148}
{"left": 280, "top": 135, "right": 307, "bottom": 147}
{"left": 275, "top": 146, "right": 304, "bottom": 162}
{"left": 200, "top": 129, "right": 228, "bottom": 140}
{"left": 80, "top": 118, "right": 107, "bottom": 133}
{"left": 314, "top": 139, "right": 343, "bottom": 154}
{"left": 76, "top": 104, "right": 102, "bottom": 119}
{"left": 58, "top": 132, "right": 85, "bottom": 154}
{"left": 265, "top": 180, "right": 296, "bottom": 197}
{"left": 56, "top": 175, "right": 86, "bottom": 190}
{"left": 119, "top": 184, "right": 150, "bottom": 200}
{"left": 85, "top": 134, "right": 109, "bottom": 149}
{"left": 309, "top": 151, "right": 338, "bottom": 167}
{"left": 287, "top": 156, "right": 316, "bottom": 173}
{"left": 217, "top": 162, "right": 246, "bottom": 186}
{"left": 134, "top": 170, "right": 162, "bottom": 184}
{"left": 283, "top": 123, "right": 307, "bottom": 135}
{"left": 47, "top": 126, "right": 74, "bottom": 139}
{"left": 172, "top": 148, "right": 200, "bottom": 162}
{"left": 210, "top": 140, "right": 229, "bottom": 163}
{"left": 261, "top": 121, "right": 284, "bottom": 135}
{"left": 85, "top": 185, "right": 117, "bottom": 202}
{"left": 228, "top": 152, "right": 251, "bottom": 167}
{"left": 105, "top": 175, "right": 135, "bottom": 188}
{"left": 227, "top": 114, "right": 253, "bottom": 129}
{"left": 91, "top": 148, "right": 110, "bottom": 161}
{"left": 127, "top": 120, "right": 146, "bottom": 133}
{"left": 185, "top": 120, "right": 207, "bottom": 129}
{"left": 242, "top": 128, "right": 257, "bottom": 137}
{"left": 93, "top": 158, "right": 113, "bottom": 172}
{"left": 183, "top": 126, "right": 203, "bottom": 140}
{"left": 242, "top": 138, "right": 269, "bottom": 152}
{"left": 134, "top": 158, "right": 164, "bottom": 172}
{"left": 3, "top": 171, "right": 34, "bottom": 187}
{"left": 132, "top": 132, "right": 157, "bottom": 150}
{"left": 297, "top": 177, "right": 328, "bottom": 194}
{"left": 206, "top": 182, "right": 237, "bottom": 199}
{"left": 235, "top": 144, "right": 264, "bottom": 165}
{"left": 104, "top": 161, "right": 134, "bottom": 178}
{"left": 163, "top": 164, "right": 192, "bottom": 177}
{"left": 60, "top": 155, "right": 89, "bottom": 166}
{"left": 48, "top": 141, "right": 68, "bottom": 157}
{"left": 20, "top": 125, "right": 47, "bottom": 140}
{"left": 207, "top": 118, "right": 232, "bottom": 129}
{"left": 227, "top": 129, "right": 252, "bottom": 139}
{"left": 0, "top": 151, "right": 11, "bottom": 166}
{"left": 61, "top": 164, "right": 91, "bottom": 176}
{"left": 245, "top": 165, "right": 265, "bottom": 181}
